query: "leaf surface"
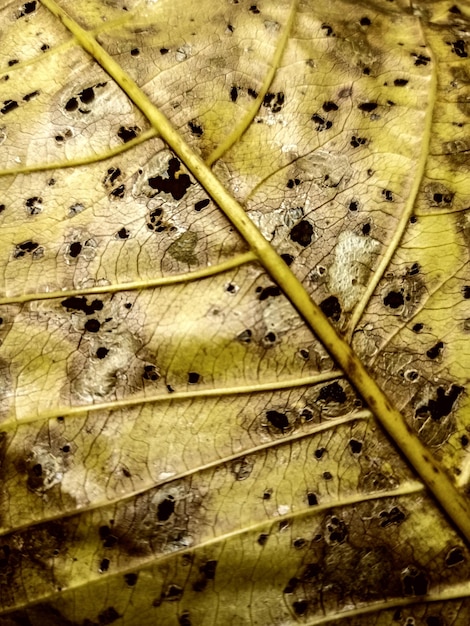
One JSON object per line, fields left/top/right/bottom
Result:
{"left": 1, "top": 0, "right": 470, "bottom": 624}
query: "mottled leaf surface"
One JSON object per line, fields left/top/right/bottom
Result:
{"left": 0, "top": 0, "right": 470, "bottom": 624}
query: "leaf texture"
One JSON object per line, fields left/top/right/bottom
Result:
{"left": 0, "top": 0, "right": 470, "bottom": 624}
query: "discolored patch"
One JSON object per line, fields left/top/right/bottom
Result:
{"left": 166, "top": 231, "right": 198, "bottom": 264}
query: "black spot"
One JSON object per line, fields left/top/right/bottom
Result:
{"left": 41, "top": 43, "right": 50, "bottom": 51}
{"left": 96, "top": 347, "right": 109, "bottom": 359}
{"left": 263, "top": 490, "right": 272, "bottom": 500}
{"left": 311, "top": 114, "right": 332, "bottom": 131}
{"left": 281, "top": 253, "right": 294, "bottom": 266}
{"left": 449, "top": 4, "right": 462, "bottom": 13}
{"left": 236, "top": 329, "right": 252, "bottom": 343}
{"left": 160, "top": 47, "right": 169, "bottom": 55}
{"left": 318, "top": 381, "right": 347, "bottom": 404}
{"left": 85, "top": 319, "right": 101, "bottom": 333}
{"left": 307, "top": 492, "right": 318, "bottom": 506}
{"left": 25, "top": 196, "right": 42, "bottom": 215}
{"left": 263, "top": 92, "right": 285, "bottom": 113}
{"left": 257, "top": 533, "right": 269, "bottom": 546}
{"left": 143, "top": 364, "right": 159, "bottom": 381}
{"left": 8, "top": 59, "right": 19, "bottom": 67}
{"left": 412, "top": 323, "right": 423, "bottom": 333}
{"left": 321, "top": 23, "right": 334, "bottom": 36}
{"left": 258, "top": 285, "right": 281, "bottom": 300}
{"left": 382, "top": 189, "right": 394, "bottom": 201}
{"left": 426, "top": 341, "right": 444, "bottom": 360}
{"left": 445, "top": 546, "right": 465, "bottom": 566}
{"left": 283, "top": 577, "right": 299, "bottom": 594}
{"left": 322, "top": 101, "right": 338, "bottom": 111}
{"left": 13, "top": 240, "right": 40, "bottom": 258}
{"left": 0, "top": 204, "right": 5, "bottom": 214}
{"left": 409, "top": 262, "right": 420, "bottom": 275}
{"left": 201, "top": 560, "right": 217, "bottom": 580}
{"left": 327, "top": 516, "right": 348, "bottom": 543}
{"left": 349, "top": 200, "right": 359, "bottom": 211}
{"left": 461, "top": 435, "right": 469, "bottom": 447}
{"left": 264, "top": 332, "right": 276, "bottom": 343}
{"left": 1, "top": 99, "right": 18, "bottom": 115}
{"left": 301, "top": 407, "right": 313, "bottom": 419}
{"left": 249, "top": 4, "right": 260, "bottom": 13}
{"left": 266, "top": 410, "right": 289, "bottom": 432}
{"left": 289, "top": 220, "right": 314, "bottom": 246}
{"left": 415, "top": 385, "right": 463, "bottom": 421}
{"left": 358, "top": 102, "right": 377, "bottom": 112}
{"left": 286, "top": 178, "right": 301, "bottom": 188}
{"left": 157, "top": 496, "right": 175, "bottom": 522}
{"left": 349, "top": 439, "right": 363, "bottom": 454}
{"left": 462, "top": 286, "right": 470, "bottom": 299}
{"left": 148, "top": 157, "right": 191, "bottom": 201}
{"left": 402, "top": 567, "right": 428, "bottom": 596}
{"left": 394, "top": 78, "right": 409, "bottom": 86}
{"left": 99, "top": 558, "right": 110, "bottom": 572}
{"left": 293, "top": 538, "right": 306, "bottom": 549}
{"left": 65, "top": 97, "right": 78, "bottom": 112}
{"left": 314, "top": 447, "right": 325, "bottom": 459}
{"left": 124, "top": 572, "right": 138, "bottom": 586}
{"left": 292, "top": 600, "right": 308, "bottom": 616}
{"left": 323, "top": 471, "right": 333, "bottom": 480}
{"left": 67, "top": 242, "right": 82, "bottom": 258}
{"left": 379, "top": 506, "right": 406, "bottom": 527}
{"left": 362, "top": 67, "right": 370, "bottom": 75}
{"left": 194, "top": 199, "right": 210, "bottom": 212}
{"left": 110, "top": 184, "right": 125, "bottom": 199}
{"left": 448, "top": 39, "right": 468, "bottom": 57}
{"left": 18, "top": 1, "right": 37, "bottom": 17}
{"left": 230, "top": 85, "right": 238, "bottom": 102}
{"left": 130, "top": 48, "right": 140, "bottom": 56}
{"left": 319, "top": 295, "right": 341, "bottom": 322}
{"left": 61, "top": 296, "right": 104, "bottom": 315}
{"left": 384, "top": 290, "right": 404, "bottom": 309}
{"left": 360, "top": 16, "right": 371, "bottom": 25}
{"left": 117, "top": 125, "right": 140, "bottom": 142}
{"left": 362, "top": 223, "right": 371, "bottom": 235}
{"left": 350, "top": 135, "right": 367, "bottom": 148}
{"left": 23, "top": 90, "right": 40, "bottom": 102}
{"left": 412, "top": 53, "right": 431, "bottom": 66}
{"left": 247, "top": 88, "right": 258, "bottom": 99}
{"left": 188, "top": 372, "right": 200, "bottom": 384}
{"left": 79, "top": 87, "right": 94, "bottom": 105}
{"left": 116, "top": 227, "right": 129, "bottom": 239}
{"left": 188, "top": 120, "right": 203, "bottom": 136}
{"left": 98, "top": 606, "right": 121, "bottom": 624}
{"left": 178, "top": 611, "right": 191, "bottom": 626}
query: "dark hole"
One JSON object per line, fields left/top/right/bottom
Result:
{"left": 426, "top": 341, "right": 444, "bottom": 359}
{"left": 402, "top": 569, "right": 428, "bottom": 596}
{"left": 258, "top": 285, "right": 281, "bottom": 300}
{"left": 110, "top": 184, "right": 125, "bottom": 199}
{"left": 188, "top": 372, "right": 200, "bottom": 384}
{"left": 415, "top": 385, "right": 463, "bottom": 421}
{"left": 264, "top": 332, "right": 276, "bottom": 343}
{"left": 69, "top": 242, "right": 82, "bottom": 258}
{"left": 130, "top": 48, "right": 140, "bottom": 56}
{"left": 293, "top": 600, "right": 308, "bottom": 616}
{"left": 249, "top": 4, "right": 260, "bottom": 13}
{"left": 350, "top": 135, "right": 367, "bottom": 148}
{"left": 99, "top": 558, "right": 110, "bottom": 572}
{"left": 96, "top": 347, "right": 109, "bottom": 359}
{"left": 124, "top": 572, "right": 138, "bottom": 586}
{"left": 65, "top": 97, "right": 78, "bottom": 112}
{"left": 293, "top": 538, "right": 306, "bottom": 549}
{"left": 230, "top": 85, "right": 238, "bottom": 102}
{"left": 117, "top": 227, "right": 129, "bottom": 239}
{"left": 383, "top": 290, "right": 404, "bottom": 309}
{"left": 409, "top": 262, "right": 420, "bottom": 275}
{"left": 160, "top": 47, "right": 169, "bottom": 54}
{"left": 85, "top": 319, "right": 101, "bottom": 333}
{"left": 449, "top": 5, "right": 462, "bottom": 13}
{"left": 236, "top": 329, "right": 252, "bottom": 343}
{"left": 394, "top": 78, "right": 409, "bottom": 86}
{"left": 308, "top": 492, "right": 318, "bottom": 505}
{"left": 79, "top": 87, "right": 94, "bottom": 104}
{"left": 412, "top": 323, "right": 423, "bottom": 333}
{"left": 445, "top": 546, "right": 465, "bottom": 566}
{"left": 426, "top": 617, "right": 443, "bottom": 626}
{"left": 360, "top": 16, "right": 371, "bottom": 25}
{"left": 32, "top": 463, "right": 42, "bottom": 476}
{"left": 263, "top": 490, "right": 272, "bottom": 500}
{"left": 18, "top": 1, "right": 37, "bottom": 16}
{"left": 318, "top": 381, "right": 347, "bottom": 403}
{"left": 266, "top": 410, "right": 289, "bottom": 431}
{"left": 462, "top": 286, "right": 470, "bottom": 299}
{"left": 143, "top": 365, "right": 159, "bottom": 381}
{"left": 358, "top": 102, "right": 377, "bottom": 112}
{"left": 8, "top": 59, "right": 19, "bottom": 66}
{"left": 314, "top": 447, "right": 325, "bottom": 459}
{"left": 188, "top": 121, "right": 203, "bottom": 136}
{"left": 283, "top": 577, "right": 299, "bottom": 593}
{"left": 62, "top": 444, "right": 70, "bottom": 453}
{"left": 194, "top": 199, "right": 210, "bottom": 211}
{"left": 290, "top": 220, "right": 314, "bottom": 246}
{"left": 382, "top": 189, "right": 394, "bottom": 201}
{"left": 323, "top": 471, "right": 333, "bottom": 480}
{"left": 157, "top": 496, "right": 175, "bottom": 522}
{"left": 363, "top": 67, "right": 370, "bottom": 75}
{"left": 299, "top": 349, "right": 309, "bottom": 360}
{"left": 362, "top": 223, "right": 371, "bottom": 235}
{"left": 461, "top": 435, "right": 469, "bottom": 447}
{"left": 202, "top": 560, "right": 217, "bottom": 579}
{"left": 349, "top": 439, "right": 363, "bottom": 454}
{"left": 164, "top": 584, "right": 183, "bottom": 600}
{"left": 148, "top": 157, "right": 191, "bottom": 200}
{"left": 281, "top": 253, "right": 294, "bottom": 266}
{"left": 349, "top": 200, "right": 358, "bottom": 211}
{"left": 178, "top": 611, "right": 192, "bottom": 626}
{"left": 301, "top": 407, "right": 313, "bottom": 420}
{"left": 117, "top": 125, "right": 140, "bottom": 142}
{"left": 14, "top": 240, "right": 40, "bottom": 257}
{"left": 247, "top": 88, "right": 258, "bottom": 99}
{"left": 319, "top": 295, "right": 342, "bottom": 322}
{"left": 0, "top": 204, "right": 5, "bottom": 213}
{"left": 257, "top": 533, "right": 269, "bottom": 546}
{"left": 322, "top": 100, "right": 338, "bottom": 111}
{"left": 23, "top": 90, "right": 40, "bottom": 102}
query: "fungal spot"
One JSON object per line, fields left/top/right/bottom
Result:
{"left": 117, "top": 125, "right": 140, "bottom": 142}
{"left": 394, "top": 78, "right": 409, "bottom": 86}
{"left": 96, "top": 347, "right": 109, "bottom": 359}
{"left": 318, "top": 382, "right": 347, "bottom": 404}
{"left": 85, "top": 319, "right": 101, "bottom": 333}
{"left": 188, "top": 372, "right": 200, "bottom": 384}
{"left": 266, "top": 409, "right": 289, "bottom": 432}
{"left": 350, "top": 135, "right": 367, "bottom": 148}
{"left": 230, "top": 85, "right": 238, "bottom": 102}
{"left": 384, "top": 290, "right": 404, "bottom": 309}
{"left": 61, "top": 296, "right": 103, "bottom": 315}
{"left": 379, "top": 506, "right": 406, "bottom": 527}
{"left": 188, "top": 120, "right": 203, "bottom": 136}
{"left": 148, "top": 157, "right": 191, "bottom": 200}
{"left": 447, "top": 39, "right": 468, "bottom": 58}
{"left": 358, "top": 102, "right": 377, "bottom": 112}
{"left": 445, "top": 546, "right": 465, "bottom": 566}
{"left": 262, "top": 92, "right": 285, "bottom": 113}
{"left": 415, "top": 385, "right": 463, "bottom": 421}
{"left": 281, "top": 253, "right": 294, "bottom": 266}
{"left": 349, "top": 439, "right": 363, "bottom": 454}
{"left": 322, "top": 101, "right": 338, "bottom": 112}
{"left": 13, "top": 240, "right": 40, "bottom": 258}
{"left": 401, "top": 567, "right": 428, "bottom": 596}
{"left": 258, "top": 285, "right": 281, "bottom": 300}
{"left": 157, "top": 496, "right": 175, "bottom": 522}
{"left": 307, "top": 492, "right": 318, "bottom": 505}
{"left": 319, "top": 296, "right": 341, "bottom": 322}
{"left": 194, "top": 199, "right": 209, "bottom": 211}
{"left": 236, "top": 329, "right": 252, "bottom": 343}
{"left": 130, "top": 48, "right": 140, "bottom": 56}
{"left": 426, "top": 341, "right": 444, "bottom": 360}
{"left": 289, "top": 220, "right": 314, "bottom": 247}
